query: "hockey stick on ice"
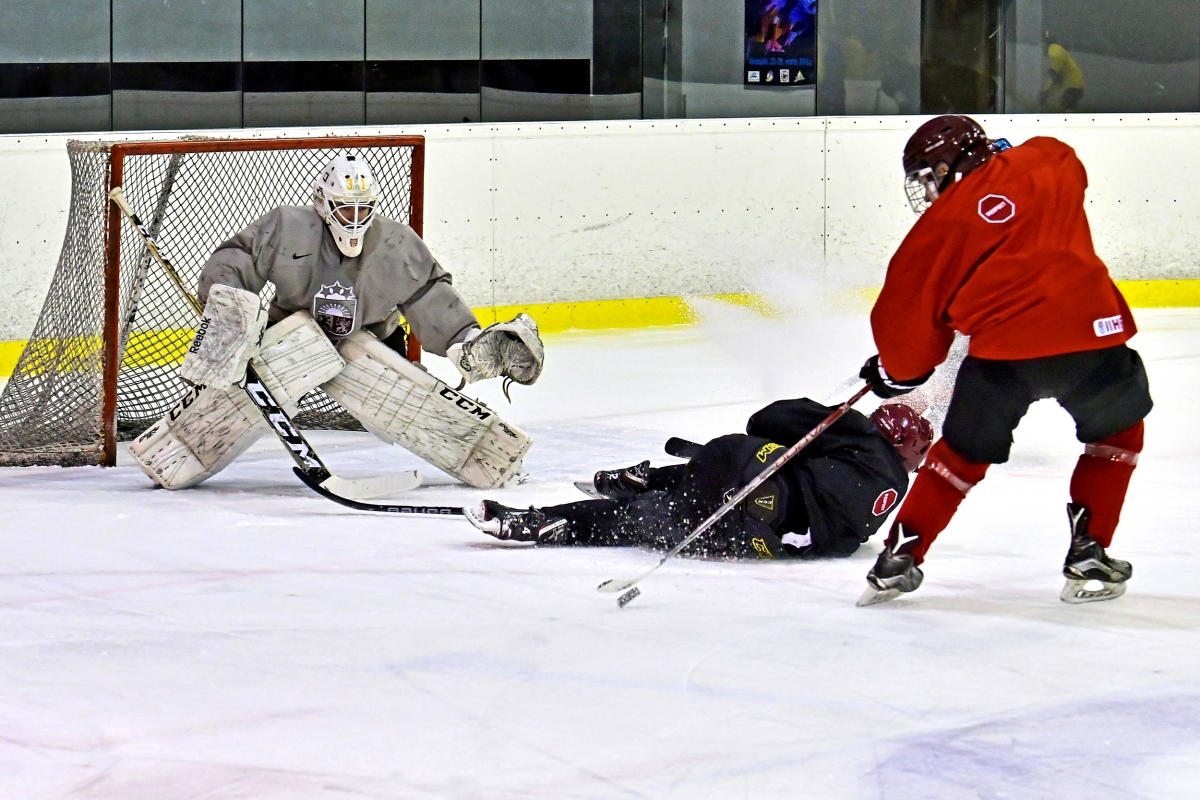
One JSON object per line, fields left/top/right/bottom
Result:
{"left": 597, "top": 383, "right": 874, "bottom": 608}
{"left": 292, "top": 467, "right": 462, "bottom": 516}
{"left": 109, "top": 186, "right": 427, "bottom": 506}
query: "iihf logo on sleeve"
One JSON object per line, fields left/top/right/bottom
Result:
{"left": 1094, "top": 315, "right": 1124, "bottom": 337}
{"left": 313, "top": 282, "right": 358, "bottom": 337}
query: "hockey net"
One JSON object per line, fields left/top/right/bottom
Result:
{"left": 0, "top": 135, "right": 424, "bottom": 467}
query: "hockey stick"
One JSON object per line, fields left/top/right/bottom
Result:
{"left": 117, "top": 152, "right": 185, "bottom": 358}
{"left": 598, "top": 383, "right": 874, "bottom": 607}
{"left": 292, "top": 468, "right": 462, "bottom": 516}
{"left": 664, "top": 437, "right": 702, "bottom": 459}
{"left": 575, "top": 437, "right": 701, "bottom": 497}
{"left": 110, "top": 186, "right": 426, "bottom": 505}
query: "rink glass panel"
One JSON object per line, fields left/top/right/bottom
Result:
{"left": 0, "top": 136, "right": 424, "bottom": 467}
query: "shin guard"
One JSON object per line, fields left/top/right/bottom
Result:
{"left": 1069, "top": 421, "right": 1143, "bottom": 548}
{"left": 889, "top": 438, "right": 990, "bottom": 564}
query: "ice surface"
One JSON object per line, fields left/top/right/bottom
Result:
{"left": 2, "top": 310, "right": 1199, "bottom": 799}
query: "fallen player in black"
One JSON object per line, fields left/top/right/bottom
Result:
{"left": 466, "top": 398, "right": 933, "bottom": 559}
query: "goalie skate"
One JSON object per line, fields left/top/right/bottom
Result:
{"left": 1060, "top": 503, "right": 1132, "bottom": 604}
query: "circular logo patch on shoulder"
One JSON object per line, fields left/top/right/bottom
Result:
{"left": 978, "top": 194, "right": 1015, "bottom": 223}
{"left": 873, "top": 488, "right": 899, "bottom": 516}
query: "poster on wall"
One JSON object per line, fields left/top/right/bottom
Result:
{"left": 744, "top": 0, "right": 817, "bottom": 87}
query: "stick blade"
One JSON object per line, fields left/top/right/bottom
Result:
{"left": 597, "top": 577, "right": 637, "bottom": 594}
{"left": 617, "top": 587, "right": 640, "bottom": 608}
{"left": 321, "top": 470, "right": 422, "bottom": 501}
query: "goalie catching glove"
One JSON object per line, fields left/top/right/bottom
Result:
{"left": 179, "top": 284, "right": 269, "bottom": 388}
{"left": 447, "top": 313, "right": 544, "bottom": 390}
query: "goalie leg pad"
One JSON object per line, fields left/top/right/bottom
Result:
{"left": 130, "top": 312, "right": 343, "bottom": 489}
{"left": 322, "top": 330, "right": 533, "bottom": 489}
{"left": 252, "top": 311, "right": 346, "bottom": 412}
{"left": 129, "top": 385, "right": 267, "bottom": 489}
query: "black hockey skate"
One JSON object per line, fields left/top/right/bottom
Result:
{"left": 857, "top": 526, "right": 925, "bottom": 607}
{"left": 574, "top": 460, "right": 651, "bottom": 502}
{"left": 465, "top": 500, "right": 568, "bottom": 544}
{"left": 1061, "top": 503, "right": 1132, "bottom": 604}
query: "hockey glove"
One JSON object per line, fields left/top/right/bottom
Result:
{"left": 859, "top": 354, "right": 932, "bottom": 399}
{"left": 448, "top": 313, "right": 544, "bottom": 388}
{"left": 179, "top": 284, "right": 269, "bottom": 388}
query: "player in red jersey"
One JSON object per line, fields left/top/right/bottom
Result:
{"left": 857, "top": 115, "right": 1152, "bottom": 606}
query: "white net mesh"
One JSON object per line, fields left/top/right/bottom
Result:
{"left": 0, "top": 137, "right": 419, "bottom": 466}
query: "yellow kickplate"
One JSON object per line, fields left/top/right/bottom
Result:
{"left": 1, "top": 282, "right": 1198, "bottom": 378}
{"left": 1114, "top": 279, "right": 1200, "bottom": 308}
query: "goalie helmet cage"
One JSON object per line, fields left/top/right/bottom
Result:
{"left": 0, "top": 134, "right": 425, "bottom": 468}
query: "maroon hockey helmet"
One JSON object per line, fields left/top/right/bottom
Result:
{"left": 902, "top": 115, "right": 996, "bottom": 215}
{"left": 870, "top": 403, "right": 934, "bottom": 473}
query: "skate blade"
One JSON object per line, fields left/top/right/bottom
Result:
{"left": 573, "top": 480, "right": 604, "bottom": 499}
{"left": 1061, "top": 578, "right": 1127, "bottom": 604}
{"left": 857, "top": 584, "right": 903, "bottom": 607}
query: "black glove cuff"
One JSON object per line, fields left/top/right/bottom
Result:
{"left": 860, "top": 355, "right": 933, "bottom": 399}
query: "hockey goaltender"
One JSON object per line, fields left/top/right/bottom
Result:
{"left": 130, "top": 155, "right": 544, "bottom": 491}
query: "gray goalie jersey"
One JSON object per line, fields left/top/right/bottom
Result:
{"left": 197, "top": 206, "right": 479, "bottom": 356}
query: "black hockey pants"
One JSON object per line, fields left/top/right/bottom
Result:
{"left": 541, "top": 435, "right": 795, "bottom": 560}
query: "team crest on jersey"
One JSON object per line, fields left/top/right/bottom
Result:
{"left": 873, "top": 488, "right": 900, "bottom": 516}
{"left": 751, "top": 537, "right": 775, "bottom": 560}
{"left": 978, "top": 194, "right": 1015, "bottom": 223}
{"left": 313, "top": 281, "right": 357, "bottom": 337}
{"left": 755, "top": 442, "right": 784, "bottom": 463}
{"left": 754, "top": 494, "right": 776, "bottom": 511}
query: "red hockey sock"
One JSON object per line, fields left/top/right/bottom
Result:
{"left": 888, "top": 438, "right": 991, "bottom": 564}
{"left": 1069, "top": 421, "right": 1144, "bottom": 548}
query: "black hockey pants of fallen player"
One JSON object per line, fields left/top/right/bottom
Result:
{"left": 539, "top": 435, "right": 797, "bottom": 560}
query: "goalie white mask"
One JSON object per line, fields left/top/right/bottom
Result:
{"left": 313, "top": 155, "right": 379, "bottom": 257}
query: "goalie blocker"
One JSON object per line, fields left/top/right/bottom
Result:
{"left": 130, "top": 309, "right": 346, "bottom": 488}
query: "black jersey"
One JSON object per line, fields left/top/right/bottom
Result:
{"left": 748, "top": 398, "right": 911, "bottom": 557}
{"left": 542, "top": 397, "right": 911, "bottom": 560}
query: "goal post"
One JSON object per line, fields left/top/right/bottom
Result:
{"left": 0, "top": 134, "right": 425, "bottom": 468}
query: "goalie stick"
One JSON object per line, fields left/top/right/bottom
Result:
{"left": 292, "top": 468, "right": 462, "bottom": 516}
{"left": 109, "top": 186, "right": 429, "bottom": 507}
{"left": 597, "top": 383, "right": 874, "bottom": 607}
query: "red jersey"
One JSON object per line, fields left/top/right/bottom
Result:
{"left": 872, "top": 136, "right": 1135, "bottom": 381}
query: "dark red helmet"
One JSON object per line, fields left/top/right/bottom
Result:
{"left": 870, "top": 403, "right": 934, "bottom": 473}
{"left": 902, "top": 115, "right": 996, "bottom": 214}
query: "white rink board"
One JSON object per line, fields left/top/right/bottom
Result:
{"left": 825, "top": 114, "right": 1200, "bottom": 286}
{"left": 3, "top": 114, "right": 1200, "bottom": 340}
